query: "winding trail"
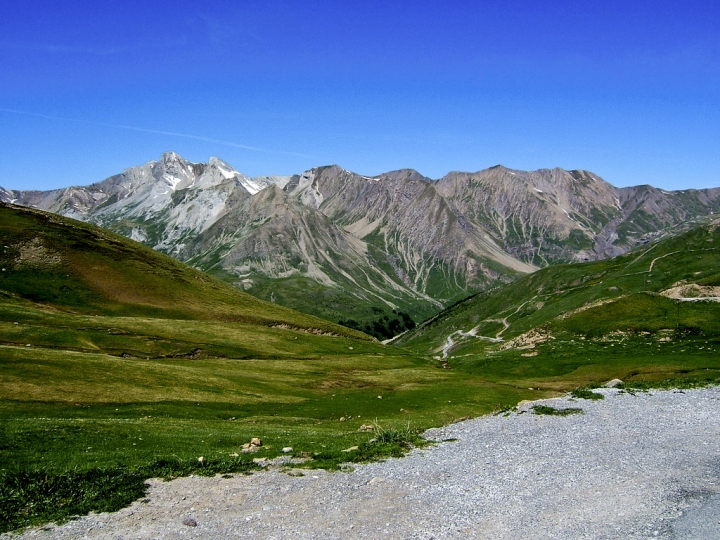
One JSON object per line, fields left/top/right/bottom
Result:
{"left": 441, "top": 329, "right": 502, "bottom": 359}
{"left": 648, "top": 250, "right": 681, "bottom": 272}
{"left": 619, "top": 247, "right": 718, "bottom": 278}
{"left": 441, "top": 298, "right": 536, "bottom": 358}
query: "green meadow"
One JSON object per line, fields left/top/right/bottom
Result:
{"left": 2, "top": 203, "right": 720, "bottom": 532}
{"left": 0, "top": 306, "right": 540, "bottom": 533}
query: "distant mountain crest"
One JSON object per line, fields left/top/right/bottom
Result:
{"left": 2, "top": 152, "right": 719, "bottom": 325}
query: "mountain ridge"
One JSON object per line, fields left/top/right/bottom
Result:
{"left": 2, "top": 152, "right": 719, "bottom": 328}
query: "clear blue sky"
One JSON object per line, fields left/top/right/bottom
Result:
{"left": 1, "top": 0, "right": 718, "bottom": 191}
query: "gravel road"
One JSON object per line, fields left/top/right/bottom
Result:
{"left": 8, "top": 387, "right": 720, "bottom": 539}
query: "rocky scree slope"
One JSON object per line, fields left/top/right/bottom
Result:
{"left": 2, "top": 153, "right": 719, "bottom": 326}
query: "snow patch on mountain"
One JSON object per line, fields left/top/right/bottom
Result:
{"left": 212, "top": 159, "right": 237, "bottom": 180}
{"left": 237, "top": 176, "right": 266, "bottom": 195}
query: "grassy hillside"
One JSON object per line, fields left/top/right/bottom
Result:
{"left": 0, "top": 203, "right": 543, "bottom": 532}
{"left": 398, "top": 217, "right": 720, "bottom": 388}
{"left": 211, "top": 270, "right": 430, "bottom": 341}
{"left": 0, "top": 202, "right": 370, "bottom": 338}
{"left": 3, "top": 202, "right": 720, "bottom": 533}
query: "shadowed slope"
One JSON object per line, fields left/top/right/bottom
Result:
{"left": 0, "top": 202, "right": 369, "bottom": 339}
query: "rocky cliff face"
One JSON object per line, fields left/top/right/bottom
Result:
{"left": 181, "top": 184, "right": 439, "bottom": 321}
{"left": 435, "top": 166, "right": 720, "bottom": 265}
{"left": 282, "top": 166, "right": 535, "bottom": 302}
{"left": 3, "top": 153, "right": 719, "bottom": 325}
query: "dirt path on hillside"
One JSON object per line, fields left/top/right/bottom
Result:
{"left": 7, "top": 388, "right": 720, "bottom": 540}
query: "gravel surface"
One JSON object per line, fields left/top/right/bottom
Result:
{"left": 7, "top": 387, "right": 720, "bottom": 539}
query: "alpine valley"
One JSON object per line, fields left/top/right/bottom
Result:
{"left": 3, "top": 152, "right": 720, "bottom": 334}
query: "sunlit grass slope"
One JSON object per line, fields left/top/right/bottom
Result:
{"left": 2, "top": 202, "right": 719, "bottom": 532}
{"left": 398, "top": 217, "right": 720, "bottom": 388}
{"left": 0, "top": 202, "right": 369, "bottom": 338}
{"left": 0, "top": 203, "right": 544, "bottom": 532}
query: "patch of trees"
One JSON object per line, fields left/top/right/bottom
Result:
{"left": 339, "top": 308, "right": 416, "bottom": 340}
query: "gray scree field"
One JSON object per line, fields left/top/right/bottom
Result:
{"left": 9, "top": 387, "right": 720, "bottom": 540}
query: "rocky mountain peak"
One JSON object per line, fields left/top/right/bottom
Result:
{"left": 378, "top": 169, "right": 432, "bottom": 183}
{"left": 208, "top": 156, "right": 238, "bottom": 175}
{"left": 249, "top": 183, "right": 286, "bottom": 207}
{"left": 160, "top": 150, "right": 181, "bottom": 161}
{"left": 154, "top": 152, "right": 196, "bottom": 190}
{"left": 2, "top": 154, "right": 719, "bottom": 327}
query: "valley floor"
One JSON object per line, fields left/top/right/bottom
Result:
{"left": 7, "top": 387, "right": 720, "bottom": 540}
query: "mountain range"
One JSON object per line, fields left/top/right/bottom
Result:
{"left": 3, "top": 152, "right": 719, "bottom": 329}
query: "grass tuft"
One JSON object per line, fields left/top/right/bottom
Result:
{"left": 618, "top": 377, "right": 720, "bottom": 391}
{"left": 531, "top": 405, "right": 584, "bottom": 416}
{"left": 570, "top": 387, "right": 605, "bottom": 400}
{"left": 372, "top": 422, "right": 417, "bottom": 446}
{"left": 493, "top": 404, "right": 519, "bottom": 416}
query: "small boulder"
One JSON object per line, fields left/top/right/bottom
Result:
{"left": 517, "top": 400, "right": 534, "bottom": 407}
{"left": 342, "top": 446, "right": 359, "bottom": 453}
{"left": 358, "top": 424, "right": 374, "bottom": 432}
{"left": 182, "top": 518, "right": 197, "bottom": 527}
{"left": 250, "top": 437, "right": 262, "bottom": 447}
{"left": 605, "top": 378, "right": 623, "bottom": 388}
{"left": 281, "top": 447, "right": 293, "bottom": 453}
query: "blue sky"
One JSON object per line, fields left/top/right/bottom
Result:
{"left": 1, "top": 0, "right": 718, "bottom": 191}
